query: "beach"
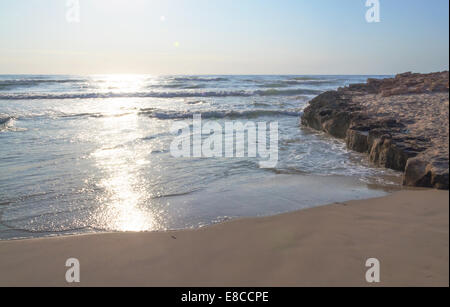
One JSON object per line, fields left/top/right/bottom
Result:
{"left": 0, "top": 0, "right": 448, "bottom": 292}
{"left": 0, "top": 74, "right": 448, "bottom": 287}
{"left": 0, "top": 189, "right": 448, "bottom": 287}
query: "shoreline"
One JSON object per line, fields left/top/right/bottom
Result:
{"left": 0, "top": 184, "right": 402, "bottom": 243}
{"left": 0, "top": 173, "right": 401, "bottom": 241}
{"left": 0, "top": 189, "right": 448, "bottom": 287}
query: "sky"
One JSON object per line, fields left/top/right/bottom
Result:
{"left": 0, "top": 0, "right": 448, "bottom": 75}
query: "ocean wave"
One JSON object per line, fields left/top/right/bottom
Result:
{"left": 0, "top": 91, "right": 248, "bottom": 100}
{"left": 264, "top": 167, "right": 308, "bottom": 175}
{"left": 0, "top": 88, "right": 322, "bottom": 100}
{"left": 0, "top": 116, "right": 26, "bottom": 132}
{"left": 1, "top": 108, "right": 302, "bottom": 122}
{"left": 156, "top": 83, "right": 206, "bottom": 89}
{"left": 254, "top": 88, "right": 322, "bottom": 96}
{"left": 185, "top": 100, "right": 205, "bottom": 105}
{"left": 0, "top": 79, "right": 86, "bottom": 88}
{"left": 138, "top": 109, "right": 303, "bottom": 119}
{"left": 3, "top": 110, "right": 135, "bottom": 121}
{"left": 257, "top": 79, "right": 338, "bottom": 88}
{"left": 60, "top": 112, "right": 134, "bottom": 119}
{"left": 258, "top": 83, "right": 290, "bottom": 88}
{"left": 290, "top": 76, "right": 322, "bottom": 81}
{"left": 0, "top": 116, "right": 14, "bottom": 127}
{"left": 172, "top": 77, "right": 229, "bottom": 82}
{"left": 286, "top": 80, "right": 338, "bottom": 85}
{"left": 252, "top": 102, "right": 272, "bottom": 107}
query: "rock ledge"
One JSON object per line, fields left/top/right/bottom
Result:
{"left": 301, "top": 72, "right": 449, "bottom": 189}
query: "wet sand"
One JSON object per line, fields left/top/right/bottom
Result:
{"left": 0, "top": 189, "right": 448, "bottom": 287}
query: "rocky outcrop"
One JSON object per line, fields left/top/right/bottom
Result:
{"left": 301, "top": 71, "right": 449, "bottom": 189}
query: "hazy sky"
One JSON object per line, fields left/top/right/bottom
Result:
{"left": 0, "top": 0, "right": 448, "bottom": 75}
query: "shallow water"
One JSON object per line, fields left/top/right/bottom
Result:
{"left": 0, "top": 74, "right": 401, "bottom": 240}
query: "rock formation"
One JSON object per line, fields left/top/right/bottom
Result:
{"left": 301, "top": 71, "right": 449, "bottom": 189}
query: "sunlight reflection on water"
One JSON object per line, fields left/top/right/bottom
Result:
{"left": 89, "top": 103, "right": 162, "bottom": 232}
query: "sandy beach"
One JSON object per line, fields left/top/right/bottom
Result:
{"left": 0, "top": 189, "right": 448, "bottom": 287}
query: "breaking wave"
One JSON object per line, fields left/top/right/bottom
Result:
{"left": 1, "top": 108, "right": 302, "bottom": 121}
{"left": 171, "top": 77, "right": 229, "bottom": 82}
{"left": 254, "top": 88, "right": 322, "bottom": 96}
{"left": 257, "top": 79, "right": 339, "bottom": 88}
{"left": 0, "top": 79, "right": 86, "bottom": 89}
{"left": 0, "top": 88, "right": 322, "bottom": 100}
{"left": 0, "top": 116, "right": 26, "bottom": 132}
{"left": 0, "top": 115, "right": 14, "bottom": 126}
{"left": 138, "top": 109, "right": 303, "bottom": 119}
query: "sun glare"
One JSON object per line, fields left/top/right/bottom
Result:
{"left": 89, "top": 100, "right": 161, "bottom": 232}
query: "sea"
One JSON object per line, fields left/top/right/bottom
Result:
{"left": 0, "top": 74, "right": 402, "bottom": 239}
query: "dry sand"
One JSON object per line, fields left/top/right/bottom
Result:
{"left": 0, "top": 189, "right": 448, "bottom": 287}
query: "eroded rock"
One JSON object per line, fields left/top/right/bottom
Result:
{"left": 301, "top": 71, "right": 449, "bottom": 189}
